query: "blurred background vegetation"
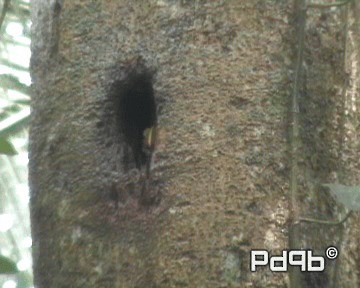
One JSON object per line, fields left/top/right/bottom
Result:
{"left": 0, "top": 0, "right": 32, "bottom": 287}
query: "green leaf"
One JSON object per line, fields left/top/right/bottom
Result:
{"left": 323, "top": 184, "right": 360, "bottom": 211}
{"left": 0, "top": 108, "right": 30, "bottom": 138}
{"left": 16, "top": 271, "right": 33, "bottom": 288}
{"left": 0, "top": 255, "right": 18, "bottom": 274}
{"left": 0, "top": 74, "right": 30, "bottom": 95}
{"left": 0, "top": 137, "right": 17, "bottom": 155}
{"left": 13, "top": 98, "right": 30, "bottom": 106}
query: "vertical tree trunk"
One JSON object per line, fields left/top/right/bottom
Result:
{"left": 289, "top": 1, "right": 360, "bottom": 287}
{"left": 29, "top": 1, "right": 359, "bottom": 287}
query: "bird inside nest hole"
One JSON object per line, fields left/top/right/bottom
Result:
{"left": 115, "top": 60, "right": 158, "bottom": 201}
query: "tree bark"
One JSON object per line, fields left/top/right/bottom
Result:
{"left": 29, "top": 1, "right": 359, "bottom": 287}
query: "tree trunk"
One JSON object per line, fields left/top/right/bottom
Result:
{"left": 29, "top": 1, "right": 359, "bottom": 287}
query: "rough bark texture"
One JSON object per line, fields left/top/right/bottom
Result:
{"left": 291, "top": 2, "right": 360, "bottom": 287}
{"left": 29, "top": 1, "right": 359, "bottom": 287}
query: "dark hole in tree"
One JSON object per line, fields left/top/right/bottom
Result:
{"left": 116, "top": 67, "right": 157, "bottom": 170}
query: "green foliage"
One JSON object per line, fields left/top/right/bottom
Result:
{"left": 0, "top": 137, "right": 17, "bottom": 155}
{"left": 323, "top": 184, "right": 360, "bottom": 211}
{"left": 0, "top": 74, "right": 30, "bottom": 95}
{"left": 0, "top": 255, "right": 18, "bottom": 274}
{"left": 16, "top": 271, "right": 33, "bottom": 288}
{"left": 1, "top": 0, "right": 32, "bottom": 287}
